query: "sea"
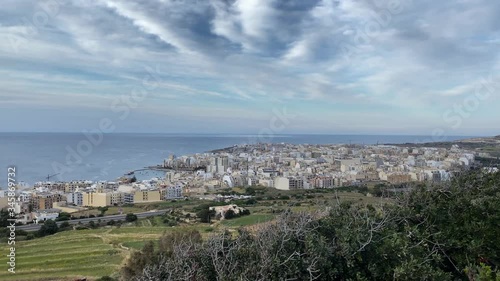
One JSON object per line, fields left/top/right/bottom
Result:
{"left": 0, "top": 133, "right": 475, "bottom": 186}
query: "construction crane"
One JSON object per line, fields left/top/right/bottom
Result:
{"left": 45, "top": 173, "right": 60, "bottom": 181}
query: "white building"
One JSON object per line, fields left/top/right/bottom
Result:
{"left": 166, "top": 185, "right": 183, "bottom": 199}
{"left": 67, "top": 192, "right": 83, "bottom": 206}
{"left": 274, "top": 177, "right": 290, "bottom": 190}
{"left": 33, "top": 209, "right": 60, "bottom": 222}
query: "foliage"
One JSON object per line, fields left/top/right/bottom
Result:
{"left": 465, "top": 263, "right": 500, "bottom": 281}
{"left": 121, "top": 241, "right": 156, "bottom": 280}
{"left": 121, "top": 230, "right": 202, "bottom": 280}
{"left": 131, "top": 170, "right": 500, "bottom": 281}
{"left": 224, "top": 209, "right": 236, "bottom": 219}
{"left": 196, "top": 205, "right": 216, "bottom": 223}
{"left": 37, "top": 219, "right": 58, "bottom": 237}
{"left": 125, "top": 213, "right": 138, "bottom": 222}
{"left": 245, "top": 187, "right": 256, "bottom": 195}
{"left": 88, "top": 220, "right": 97, "bottom": 228}
{"left": 0, "top": 209, "right": 10, "bottom": 227}
{"left": 98, "top": 206, "right": 109, "bottom": 215}
{"left": 55, "top": 212, "right": 71, "bottom": 221}
{"left": 59, "top": 221, "right": 70, "bottom": 229}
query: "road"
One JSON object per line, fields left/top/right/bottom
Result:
{"left": 16, "top": 210, "right": 168, "bottom": 232}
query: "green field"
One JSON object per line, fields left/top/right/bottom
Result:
{"left": 0, "top": 189, "right": 384, "bottom": 280}
{"left": 70, "top": 206, "right": 145, "bottom": 217}
{"left": 0, "top": 222, "right": 242, "bottom": 281}
{"left": 1, "top": 229, "right": 123, "bottom": 281}
{"left": 220, "top": 213, "right": 275, "bottom": 227}
{"left": 0, "top": 224, "right": 200, "bottom": 281}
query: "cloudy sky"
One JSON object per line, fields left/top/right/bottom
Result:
{"left": 1, "top": 0, "right": 499, "bottom": 135}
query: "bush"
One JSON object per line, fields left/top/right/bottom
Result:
{"left": 196, "top": 206, "right": 215, "bottom": 223}
{"left": 97, "top": 206, "right": 109, "bottom": 216}
{"left": 56, "top": 212, "right": 70, "bottom": 221}
{"left": 224, "top": 209, "right": 236, "bottom": 219}
{"left": 133, "top": 170, "right": 500, "bottom": 281}
{"left": 245, "top": 198, "right": 258, "bottom": 205}
{"left": 37, "top": 219, "right": 58, "bottom": 237}
{"left": 60, "top": 221, "right": 70, "bottom": 228}
{"left": 125, "top": 213, "right": 138, "bottom": 222}
{"left": 167, "top": 221, "right": 178, "bottom": 227}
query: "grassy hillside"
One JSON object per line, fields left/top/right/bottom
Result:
{"left": 1, "top": 229, "right": 122, "bottom": 281}
{"left": 0, "top": 190, "right": 382, "bottom": 280}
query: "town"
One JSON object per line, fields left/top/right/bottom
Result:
{"left": 1, "top": 142, "right": 488, "bottom": 224}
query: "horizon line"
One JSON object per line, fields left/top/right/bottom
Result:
{"left": 0, "top": 131, "right": 492, "bottom": 137}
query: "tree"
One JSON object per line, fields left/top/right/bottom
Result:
{"left": 224, "top": 209, "right": 236, "bottom": 219}
{"left": 245, "top": 187, "right": 256, "bottom": 196}
{"left": 37, "top": 219, "right": 58, "bottom": 237}
{"left": 56, "top": 212, "right": 70, "bottom": 221}
{"left": 134, "top": 170, "right": 500, "bottom": 281}
{"left": 196, "top": 206, "right": 215, "bottom": 223}
{"left": 0, "top": 209, "right": 9, "bottom": 227}
{"left": 121, "top": 241, "right": 156, "bottom": 280}
{"left": 60, "top": 221, "right": 70, "bottom": 229}
{"left": 125, "top": 213, "right": 137, "bottom": 222}
{"left": 97, "top": 206, "right": 109, "bottom": 216}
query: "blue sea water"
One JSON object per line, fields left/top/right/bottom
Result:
{"left": 0, "top": 133, "right": 474, "bottom": 186}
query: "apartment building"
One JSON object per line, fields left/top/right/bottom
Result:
{"left": 133, "top": 190, "right": 162, "bottom": 203}
{"left": 30, "top": 193, "right": 64, "bottom": 211}
{"left": 64, "top": 181, "right": 92, "bottom": 193}
{"left": 122, "top": 189, "right": 163, "bottom": 204}
{"left": 82, "top": 192, "right": 110, "bottom": 207}
{"left": 109, "top": 191, "right": 124, "bottom": 206}
{"left": 67, "top": 192, "right": 83, "bottom": 206}
{"left": 165, "top": 185, "right": 183, "bottom": 199}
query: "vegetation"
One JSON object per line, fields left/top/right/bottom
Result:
{"left": 0, "top": 228, "right": 124, "bottom": 280}
{"left": 37, "top": 219, "right": 58, "bottom": 237}
{"left": 98, "top": 206, "right": 110, "bottom": 216}
{"left": 125, "top": 213, "right": 138, "bottom": 222}
{"left": 195, "top": 204, "right": 216, "bottom": 223}
{"left": 3, "top": 170, "right": 499, "bottom": 280}
{"left": 55, "top": 212, "right": 71, "bottom": 221}
{"left": 124, "top": 170, "right": 500, "bottom": 281}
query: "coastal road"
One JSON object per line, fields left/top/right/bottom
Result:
{"left": 16, "top": 210, "right": 168, "bottom": 232}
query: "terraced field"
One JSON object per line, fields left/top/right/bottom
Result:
{"left": 0, "top": 223, "right": 231, "bottom": 280}
{"left": 0, "top": 226, "right": 185, "bottom": 281}
{"left": 0, "top": 192, "right": 380, "bottom": 280}
{"left": 220, "top": 213, "right": 275, "bottom": 227}
{"left": 1, "top": 229, "right": 122, "bottom": 280}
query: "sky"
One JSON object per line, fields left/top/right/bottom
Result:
{"left": 0, "top": 0, "right": 499, "bottom": 136}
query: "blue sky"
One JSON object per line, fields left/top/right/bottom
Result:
{"left": 0, "top": 0, "right": 499, "bottom": 135}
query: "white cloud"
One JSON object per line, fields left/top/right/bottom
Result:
{"left": 0, "top": 0, "right": 499, "bottom": 134}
